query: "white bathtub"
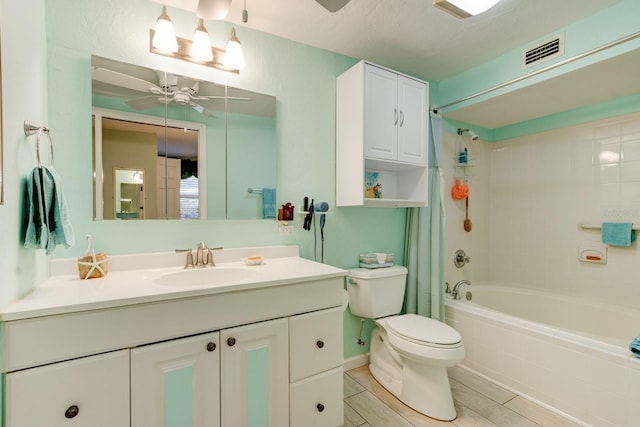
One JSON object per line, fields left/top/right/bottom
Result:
{"left": 445, "top": 282, "right": 640, "bottom": 427}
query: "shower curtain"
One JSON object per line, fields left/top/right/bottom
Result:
{"left": 403, "top": 112, "right": 445, "bottom": 320}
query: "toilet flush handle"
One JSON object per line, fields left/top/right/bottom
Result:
{"left": 348, "top": 278, "right": 358, "bottom": 285}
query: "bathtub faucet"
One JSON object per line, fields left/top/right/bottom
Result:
{"left": 452, "top": 280, "right": 471, "bottom": 300}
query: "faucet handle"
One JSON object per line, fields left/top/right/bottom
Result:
{"left": 445, "top": 282, "right": 451, "bottom": 294}
{"left": 205, "top": 248, "right": 215, "bottom": 267}
{"left": 185, "top": 249, "right": 195, "bottom": 269}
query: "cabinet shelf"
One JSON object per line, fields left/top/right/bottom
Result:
{"left": 364, "top": 198, "right": 428, "bottom": 208}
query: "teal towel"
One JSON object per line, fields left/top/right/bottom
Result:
{"left": 630, "top": 336, "right": 640, "bottom": 357}
{"left": 24, "top": 166, "right": 75, "bottom": 254}
{"left": 262, "top": 188, "right": 277, "bottom": 219}
{"left": 601, "top": 222, "right": 635, "bottom": 246}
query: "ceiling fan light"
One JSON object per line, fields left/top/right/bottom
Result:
{"left": 152, "top": 6, "right": 179, "bottom": 53}
{"left": 433, "top": 0, "right": 501, "bottom": 18}
{"left": 224, "top": 28, "right": 246, "bottom": 70}
{"left": 197, "top": 0, "right": 232, "bottom": 20}
{"left": 190, "top": 19, "right": 214, "bottom": 62}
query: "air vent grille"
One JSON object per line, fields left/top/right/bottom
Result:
{"left": 521, "top": 34, "right": 564, "bottom": 68}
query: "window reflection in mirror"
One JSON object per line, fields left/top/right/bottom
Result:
{"left": 91, "top": 55, "right": 276, "bottom": 220}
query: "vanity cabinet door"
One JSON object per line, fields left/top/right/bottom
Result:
{"left": 5, "top": 350, "right": 129, "bottom": 427}
{"left": 221, "top": 318, "right": 289, "bottom": 427}
{"left": 130, "top": 332, "right": 220, "bottom": 427}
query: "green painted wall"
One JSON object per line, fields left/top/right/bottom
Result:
{"left": 40, "top": 0, "right": 408, "bottom": 361}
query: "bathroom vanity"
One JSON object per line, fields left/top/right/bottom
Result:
{"left": 0, "top": 246, "right": 346, "bottom": 427}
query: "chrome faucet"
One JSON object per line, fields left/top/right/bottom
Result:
{"left": 451, "top": 280, "right": 471, "bottom": 300}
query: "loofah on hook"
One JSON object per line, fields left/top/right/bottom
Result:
{"left": 451, "top": 179, "right": 469, "bottom": 200}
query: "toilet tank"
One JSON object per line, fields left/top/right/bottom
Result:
{"left": 347, "top": 266, "right": 408, "bottom": 318}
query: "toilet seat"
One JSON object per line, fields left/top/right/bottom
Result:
{"left": 383, "top": 314, "right": 462, "bottom": 349}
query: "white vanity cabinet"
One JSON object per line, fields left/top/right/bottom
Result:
{"left": 1, "top": 257, "right": 346, "bottom": 427}
{"left": 5, "top": 350, "right": 130, "bottom": 427}
{"left": 337, "top": 60, "right": 429, "bottom": 207}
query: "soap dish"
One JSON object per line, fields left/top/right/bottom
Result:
{"left": 242, "top": 256, "right": 264, "bottom": 266}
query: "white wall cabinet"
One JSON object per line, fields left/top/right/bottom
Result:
{"left": 5, "top": 350, "right": 130, "bottom": 427}
{"left": 337, "top": 60, "right": 429, "bottom": 207}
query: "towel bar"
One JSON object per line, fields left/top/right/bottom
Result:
{"left": 247, "top": 188, "right": 263, "bottom": 194}
{"left": 579, "top": 222, "right": 640, "bottom": 231}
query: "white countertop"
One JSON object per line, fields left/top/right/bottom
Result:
{"left": 0, "top": 245, "right": 347, "bottom": 322}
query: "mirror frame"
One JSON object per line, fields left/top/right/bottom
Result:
{"left": 92, "top": 107, "right": 207, "bottom": 220}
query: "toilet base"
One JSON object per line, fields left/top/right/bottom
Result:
{"left": 369, "top": 327, "right": 458, "bottom": 421}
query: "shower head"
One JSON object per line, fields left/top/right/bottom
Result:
{"left": 457, "top": 128, "right": 479, "bottom": 141}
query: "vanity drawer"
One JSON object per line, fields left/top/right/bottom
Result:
{"left": 289, "top": 306, "right": 343, "bottom": 382}
{"left": 290, "top": 367, "right": 343, "bottom": 427}
{"left": 5, "top": 350, "right": 130, "bottom": 427}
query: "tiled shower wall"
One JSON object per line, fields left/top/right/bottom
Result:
{"left": 445, "top": 111, "right": 640, "bottom": 308}
{"left": 492, "top": 112, "right": 640, "bottom": 307}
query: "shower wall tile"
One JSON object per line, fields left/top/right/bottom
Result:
{"left": 483, "top": 111, "right": 640, "bottom": 307}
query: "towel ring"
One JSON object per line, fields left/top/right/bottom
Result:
{"left": 36, "top": 127, "right": 54, "bottom": 168}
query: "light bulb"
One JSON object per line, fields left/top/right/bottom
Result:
{"left": 190, "top": 19, "right": 213, "bottom": 62}
{"left": 152, "top": 6, "right": 179, "bottom": 53}
{"left": 224, "top": 28, "right": 245, "bottom": 70}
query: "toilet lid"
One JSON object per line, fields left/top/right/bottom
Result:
{"left": 385, "top": 314, "right": 461, "bottom": 346}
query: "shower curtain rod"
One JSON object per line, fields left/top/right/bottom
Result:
{"left": 432, "top": 30, "right": 640, "bottom": 114}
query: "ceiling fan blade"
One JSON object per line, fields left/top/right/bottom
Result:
{"left": 190, "top": 102, "right": 217, "bottom": 118}
{"left": 93, "top": 67, "right": 161, "bottom": 94}
{"left": 126, "top": 96, "right": 163, "bottom": 111}
{"left": 316, "top": 0, "right": 350, "bottom": 13}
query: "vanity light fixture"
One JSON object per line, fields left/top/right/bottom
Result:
{"left": 149, "top": 6, "right": 243, "bottom": 73}
{"left": 224, "top": 28, "right": 246, "bottom": 70}
{"left": 433, "top": 0, "right": 501, "bottom": 18}
{"left": 190, "top": 19, "right": 214, "bottom": 62}
{"left": 151, "top": 6, "right": 179, "bottom": 53}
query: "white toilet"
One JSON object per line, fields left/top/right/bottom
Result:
{"left": 347, "top": 266, "right": 464, "bottom": 421}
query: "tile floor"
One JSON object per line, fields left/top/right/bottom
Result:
{"left": 343, "top": 366, "right": 582, "bottom": 427}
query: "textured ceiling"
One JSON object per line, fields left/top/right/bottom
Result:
{"left": 156, "top": 0, "right": 620, "bottom": 81}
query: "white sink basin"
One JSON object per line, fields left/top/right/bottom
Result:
{"left": 154, "top": 267, "right": 258, "bottom": 287}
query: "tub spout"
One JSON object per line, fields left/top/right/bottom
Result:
{"left": 452, "top": 280, "right": 471, "bottom": 300}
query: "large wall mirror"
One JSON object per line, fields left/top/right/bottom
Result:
{"left": 91, "top": 56, "right": 276, "bottom": 220}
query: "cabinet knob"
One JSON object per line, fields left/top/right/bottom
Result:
{"left": 207, "top": 342, "right": 217, "bottom": 352}
{"left": 316, "top": 340, "right": 325, "bottom": 349}
{"left": 316, "top": 403, "right": 325, "bottom": 413}
{"left": 65, "top": 405, "right": 79, "bottom": 419}
{"left": 227, "top": 337, "right": 236, "bottom": 347}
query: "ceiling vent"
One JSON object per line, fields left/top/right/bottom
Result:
{"left": 521, "top": 34, "right": 564, "bottom": 68}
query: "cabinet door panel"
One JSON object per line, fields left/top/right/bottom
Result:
{"left": 397, "top": 76, "right": 427, "bottom": 165}
{"left": 5, "top": 350, "right": 129, "bottom": 427}
{"left": 131, "top": 332, "right": 220, "bottom": 427}
{"left": 364, "top": 65, "right": 398, "bottom": 161}
{"left": 289, "top": 307, "right": 343, "bottom": 382}
{"left": 221, "top": 318, "right": 289, "bottom": 427}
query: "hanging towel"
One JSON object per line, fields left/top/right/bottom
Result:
{"left": 262, "top": 188, "right": 277, "bottom": 219}
{"left": 601, "top": 222, "right": 635, "bottom": 246}
{"left": 24, "top": 166, "right": 75, "bottom": 254}
{"left": 630, "top": 336, "right": 640, "bottom": 357}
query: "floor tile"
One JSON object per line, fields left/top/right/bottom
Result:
{"left": 343, "top": 401, "right": 366, "bottom": 427}
{"left": 505, "top": 396, "right": 581, "bottom": 427}
{"left": 345, "top": 390, "right": 414, "bottom": 427}
{"left": 450, "top": 379, "right": 539, "bottom": 427}
{"left": 448, "top": 366, "right": 516, "bottom": 405}
{"left": 344, "top": 372, "right": 365, "bottom": 398}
